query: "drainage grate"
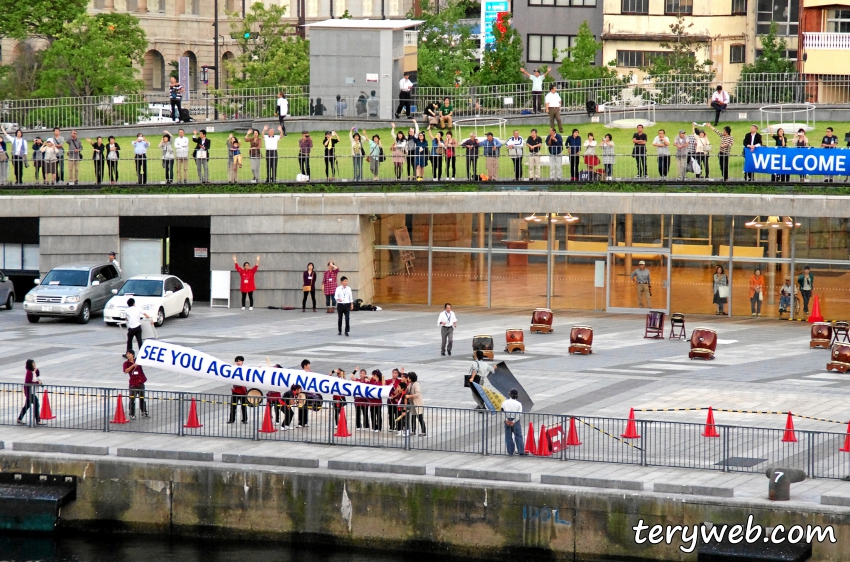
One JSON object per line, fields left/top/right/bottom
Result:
{"left": 716, "top": 456, "right": 768, "bottom": 468}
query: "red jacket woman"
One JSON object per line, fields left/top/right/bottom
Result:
{"left": 233, "top": 255, "right": 260, "bottom": 310}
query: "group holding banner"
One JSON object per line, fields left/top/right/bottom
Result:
{"left": 744, "top": 127, "right": 848, "bottom": 181}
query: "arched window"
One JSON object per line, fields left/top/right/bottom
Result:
{"left": 144, "top": 49, "right": 165, "bottom": 91}
{"left": 181, "top": 51, "right": 199, "bottom": 91}
{"left": 221, "top": 51, "right": 235, "bottom": 88}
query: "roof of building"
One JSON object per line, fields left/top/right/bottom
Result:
{"left": 304, "top": 19, "right": 423, "bottom": 30}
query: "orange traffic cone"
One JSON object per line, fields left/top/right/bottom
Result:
{"left": 183, "top": 397, "right": 202, "bottom": 428}
{"left": 524, "top": 422, "right": 538, "bottom": 455}
{"left": 39, "top": 389, "right": 55, "bottom": 421}
{"left": 257, "top": 403, "right": 277, "bottom": 433}
{"left": 110, "top": 393, "right": 129, "bottom": 424}
{"left": 782, "top": 412, "right": 798, "bottom": 443}
{"left": 537, "top": 424, "right": 552, "bottom": 456}
{"left": 565, "top": 417, "right": 582, "bottom": 446}
{"left": 620, "top": 408, "right": 640, "bottom": 439}
{"left": 839, "top": 421, "right": 850, "bottom": 452}
{"left": 334, "top": 405, "right": 351, "bottom": 438}
{"left": 808, "top": 295, "right": 824, "bottom": 323}
{"left": 702, "top": 406, "right": 720, "bottom": 438}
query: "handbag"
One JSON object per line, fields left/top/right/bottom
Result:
{"left": 379, "top": 147, "right": 386, "bottom": 163}
{"left": 759, "top": 291, "right": 764, "bottom": 301}
{"left": 718, "top": 286, "right": 730, "bottom": 298}
{"left": 302, "top": 285, "right": 311, "bottom": 292}
{"left": 0, "top": 151, "right": 8, "bottom": 163}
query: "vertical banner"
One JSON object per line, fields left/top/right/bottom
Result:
{"left": 179, "top": 56, "right": 191, "bottom": 102}
{"left": 480, "top": 0, "right": 509, "bottom": 58}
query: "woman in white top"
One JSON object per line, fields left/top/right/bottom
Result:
{"left": 693, "top": 124, "right": 711, "bottom": 179}
{"left": 506, "top": 130, "right": 524, "bottom": 181}
{"left": 1, "top": 125, "right": 26, "bottom": 184}
{"left": 583, "top": 132, "right": 597, "bottom": 177}
{"left": 601, "top": 134, "right": 615, "bottom": 180}
{"left": 40, "top": 139, "right": 59, "bottom": 184}
{"left": 652, "top": 129, "right": 671, "bottom": 178}
{"left": 159, "top": 133, "right": 175, "bottom": 184}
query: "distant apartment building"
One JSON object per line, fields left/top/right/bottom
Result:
{"left": 799, "top": 0, "right": 850, "bottom": 101}
{"left": 751, "top": 0, "right": 799, "bottom": 63}
{"left": 601, "top": 0, "right": 749, "bottom": 84}
{"left": 512, "top": 0, "right": 605, "bottom": 80}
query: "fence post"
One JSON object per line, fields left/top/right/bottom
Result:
{"left": 253, "top": 399, "right": 260, "bottom": 441}
{"left": 103, "top": 389, "right": 110, "bottom": 432}
{"left": 481, "top": 410, "right": 488, "bottom": 456}
{"left": 328, "top": 400, "right": 335, "bottom": 446}
{"left": 561, "top": 416, "right": 567, "bottom": 461}
{"left": 808, "top": 431, "right": 815, "bottom": 479}
{"left": 178, "top": 393, "right": 184, "bottom": 437}
{"left": 722, "top": 425, "right": 729, "bottom": 473}
{"left": 640, "top": 420, "right": 647, "bottom": 467}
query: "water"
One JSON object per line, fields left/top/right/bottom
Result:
{"left": 0, "top": 535, "right": 441, "bottom": 562}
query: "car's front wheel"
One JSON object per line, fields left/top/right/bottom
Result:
{"left": 26, "top": 314, "right": 39, "bottom": 323}
{"left": 179, "top": 299, "right": 191, "bottom": 318}
{"left": 5, "top": 293, "right": 13, "bottom": 310}
{"left": 76, "top": 302, "right": 91, "bottom": 325}
{"left": 154, "top": 307, "right": 165, "bottom": 327}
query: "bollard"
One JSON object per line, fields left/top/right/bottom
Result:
{"left": 765, "top": 467, "right": 806, "bottom": 501}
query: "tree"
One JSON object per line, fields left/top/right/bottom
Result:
{"left": 641, "top": 15, "right": 715, "bottom": 104}
{"left": 0, "top": 44, "right": 44, "bottom": 99}
{"left": 168, "top": 60, "right": 180, "bottom": 80}
{"left": 736, "top": 21, "right": 797, "bottom": 103}
{"left": 0, "top": 0, "right": 89, "bottom": 42}
{"left": 740, "top": 21, "right": 795, "bottom": 75}
{"left": 411, "top": 0, "right": 478, "bottom": 88}
{"left": 36, "top": 13, "right": 147, "bottom": 97}
{"left": 222, "top": 2, "right": 309, "bottom": 89}
{"left": 477, "top": 12, "right": 524, "bottom": 86}
{"left": 556, "top": 21, "right": 616, "bottom": 81}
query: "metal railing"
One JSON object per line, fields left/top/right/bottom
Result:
{"left": 803, "top": 32, "right": 850, "bottom": 50}
{"left": 3, "top": 383, "right": 849, "bottom": 479}
{"left": 0, "top": 151, "right": 843, "bottom": 187}
{"left": 3, "top": 73, "right": 850, "bottom": 129}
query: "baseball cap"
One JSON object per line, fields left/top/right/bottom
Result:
{"left": 109, "top": 251, "right": 116, "bottom": 257}
{"left": 679, "top": 130, "right": 686, "bottom": 134}
{"left": 638, "top": 260, "right": 646, "bottom": 265}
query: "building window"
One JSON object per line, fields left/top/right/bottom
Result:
{"left": 126, "top": 0, "right": 138, "bottom": 11}
{"left": 731, "top": 0, "right": 747, "bottom": 15}
{"left": 307, "top": 0, "right": 318, "bottom": 17}
{"left": 665, "top": 0, "right": 692, "bottom": 15}
{"left": 93, "top": 0, "right": 106, "bottom": 8}
{"left": 827, "top": 10, "right": 850, "bottom": 33}
{"left": 756, "top": 48, "right": 797, "bottom": 61}
{"left": 189, "top": 0, "right": 200, "bottom": 15}
{"left": 621, "top": 0, "right": 648, "bottom": 13}
{"left": 730, "top": 45, "right": 745, "bottom": 64}
{"left": 757, "top": 0, "right": 798, "bottom": 36}
{"left": 529, "top": 0, "right": 596, "bottom": 5}
{"left": 335, "top": 0, "right": 346, "bottom": 16}
{"left": 616, "top": 50, "right": 668, "bottom": 68}
{"left": 527, "top": 34, "right": 577, "bottom": 63}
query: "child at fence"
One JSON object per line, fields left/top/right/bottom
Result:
{"left": 230, "top": 138, "right": 242, "bottom": 183}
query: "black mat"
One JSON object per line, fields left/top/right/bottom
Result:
{"left": 488, "top": 361, "right": 534, "bottom": 413}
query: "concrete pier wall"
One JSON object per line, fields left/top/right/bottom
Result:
{"left": 2, "top": 453, "right": 849, "bottom": 561}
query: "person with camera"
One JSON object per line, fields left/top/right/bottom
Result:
{"left": 132, "top": 133, "right": 150, "bottom": 185}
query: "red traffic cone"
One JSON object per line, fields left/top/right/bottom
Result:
{"left": 524, "top": 421, "right": 538, "bottom": 455}
{"left": 257, "top": 403, "right": 277, "bottom": 433}
{"left": 808, "top": 295, "right": 824, "bottom": 323}
{"left": 110, "top": 393, "right": 129, "bottom": 424}
{"left": 565, "top": 417, "right": 582, "bottom": 446}
{"left": 839, "top": 421, "right": 850, "bottom": 452}
{"left": 702, "top": 406, "right": 720, "bottom": 438}
{"left": 782, "top": 412, "right": 798, "bottom": 443}
{"left": 537, "top": 424, "right": 552, "bottom": 456}
{"left": 183, "top": 397, "right": 202, "bottom": 428}
{"left": 39, "top": 389, "right": 55, "bottom": 421}
{"left": 620, "top": 408, "right": 640, "bottom": 439}
{"left": 334, "top": 405, "right": 351, "bottom": 438}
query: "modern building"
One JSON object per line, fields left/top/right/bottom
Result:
{"left": 512, "top": 1, "right": 605, "bottom": 80}
{"left": 601, "top": 0, "right": 748, "bottom": 84}
{"left": 799, "top": 0, "right": 850, "bottom": 102}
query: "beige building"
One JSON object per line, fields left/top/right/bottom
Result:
{"left": 1, "top": 0, "right": 415, "bottom": 96}
{"left": 601, "top": 0, "right": 749, "bottom": 84}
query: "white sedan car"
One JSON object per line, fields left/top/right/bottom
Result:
{"left": 104, "top": 275, "right": 193, "bottom": 327}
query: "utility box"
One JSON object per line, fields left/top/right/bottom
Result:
{"left": 306, "top": 19, "right": 423, "bottom": 121}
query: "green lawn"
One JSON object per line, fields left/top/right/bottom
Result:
{"left": 11, "top": 119, "right": 850, "bottom": 186}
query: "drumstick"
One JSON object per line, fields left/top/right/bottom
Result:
{"left": 266, "top": 356, "right": 271, "bottom": 367}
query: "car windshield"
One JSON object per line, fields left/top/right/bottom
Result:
{"left": 41, "top": 269, "right": 89, "bottom": 287}
{"left": 118, "top": 280, "right": 163, "bottom": 297}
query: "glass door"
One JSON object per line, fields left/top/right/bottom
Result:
{"left": 606, "top": 247, "right": 671, "bottom": 313}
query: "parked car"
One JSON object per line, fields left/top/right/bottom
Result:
{"left": 23, "top": 263, "right": 123, "bottom": 324}
{"left": 0, "top": 270, "right": 14, "bottom": 310}
{"left": 104, "top": 275, "right": 193, "bottom": 327}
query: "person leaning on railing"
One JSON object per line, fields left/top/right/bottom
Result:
{"left": 703, "top": 123, "right": 733, "bottom": 181}
{"left": 245, "top": 128, "right": 262, "bottom": 183}
{"left": 170, "top": 129, "right": 190, "bottom": 184}
{"left": 159, "top": 133, "right": 175, "bottom": 184}
{"left": 299, "top": 131, "right": 313, "bottom": 179}
{"left": 87, "top": 136, "right": 106, "bottom": 185}
{"left": 2, "top": 124, "right": 26, "bottom": 184}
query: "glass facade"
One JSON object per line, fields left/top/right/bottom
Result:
{"left": 373, "top": 213, "right": 850, "bottom": 319}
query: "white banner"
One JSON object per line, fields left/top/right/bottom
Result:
{"left": 137, "top": 340, "right": 391, "bottom": 399}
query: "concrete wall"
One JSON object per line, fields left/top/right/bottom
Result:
{"left": 2, "top": 453, "right": 850, "bottom": 561}
{"left": 39, "top": 217, "right": 120, "bottom": 275}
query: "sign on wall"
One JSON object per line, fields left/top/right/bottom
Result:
{"left": 480, "top": 0, "right": 509, "bottom": 56}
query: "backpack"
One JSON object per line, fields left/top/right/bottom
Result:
{"left": 379, "top": 147, "right": 386, "bottom": 163}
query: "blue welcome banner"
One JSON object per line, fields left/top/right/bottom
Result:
{"left": 744, "top": 147, "right": 850, "bottom": 176}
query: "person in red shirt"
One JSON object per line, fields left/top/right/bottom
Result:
{"left": 322, "top": 262, "right": 339, "bottom": 313}
{"left": 228, "top": 355, "right": 248, "bottom": 424}
{"left": 123, "top": 350, "right": 149, "bottom": 419}
{"left": 369, "top": 369, "right": 384, "bottom": 432}
{"left": 233, "top": 254, "right": 260, "bottom": 310}
{"left": 17, "top": 359, "right": 44, "bottom": 425}
{"left": 352, "top": 366, "right": 370, "bottom": 430}
{"left": 386, "top": 367, "right": 402, "bottom": 431}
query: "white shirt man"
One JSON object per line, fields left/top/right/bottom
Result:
{"left": 108, "top": 252, "right": 121, "bottom": 273}
{"left": 502, "top": 389, "right": 524, "bottom": 455}
{"left": 438, "top": 304, "right": 458, "bottom": 356}
{"left": 123, "top": 298, "right": 150, "bottom": 357}
{"left": 276, "top": 94, "right": 288, "bottom": 136}
{"left": 334, "top": 277, "right": 353, "bottom": 336}
{"left": 398, "top": 76, "right": 413, "bottom": 94}
{"left": 544, "top": 90, "right": 561, "bottom": 108}
{"left": 263, "top": 131, "right": 281, "bottom": 151}
{"left": 711, "top": 89, "right": 730, "bottom": 105}
{"left": 544, "top": 87, "right": 563, "bottom": 133}
{"left": 173, "top": 132, "right": 189, "bottom": 158}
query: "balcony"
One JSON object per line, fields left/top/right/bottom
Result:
{"left": 404, "top": 31, "right": 418, "bottom": 47}
{"left": 804, "top": 32, "right": 850, "bottom": 50}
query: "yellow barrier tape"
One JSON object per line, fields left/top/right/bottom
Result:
{"left": 573, "top": 417, "right": 643, "bottom": 451}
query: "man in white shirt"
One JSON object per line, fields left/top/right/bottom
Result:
{"left": 276, "top": 92, "right": 288, "bottom": 136}
{"left": 468, "top": 350, "right": 495, "bottom": 409}
{"left": 438, "top": 303, "right": 457, "bottom": 356}
{"left": 709, "top": 85, "right": 730, "bottom": 127}
{"left": 167, "top": 129, "right": 190, "bottom": 184}
{"left": 395, "top": 72, "right": 414, "bottom": 118}
{"left": 544, "top": 85, "right": 563, "bottom": 134}
{"left": 262, "top": 124, "right": 283, "bottom": 183}
{"left": 334, "top": 276, "right": 353, "bottom": 337}
{"left": 123, "top": 298, "right": 150, "bottom": 357}
{"left": 520, "top": 67, "right": 549, "bottom": 113}
{"left": 502, "top": 389, "right": 525, "bottom": 455}
{"left": 108, "top": 251, "right": 121, "bottom": 273}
